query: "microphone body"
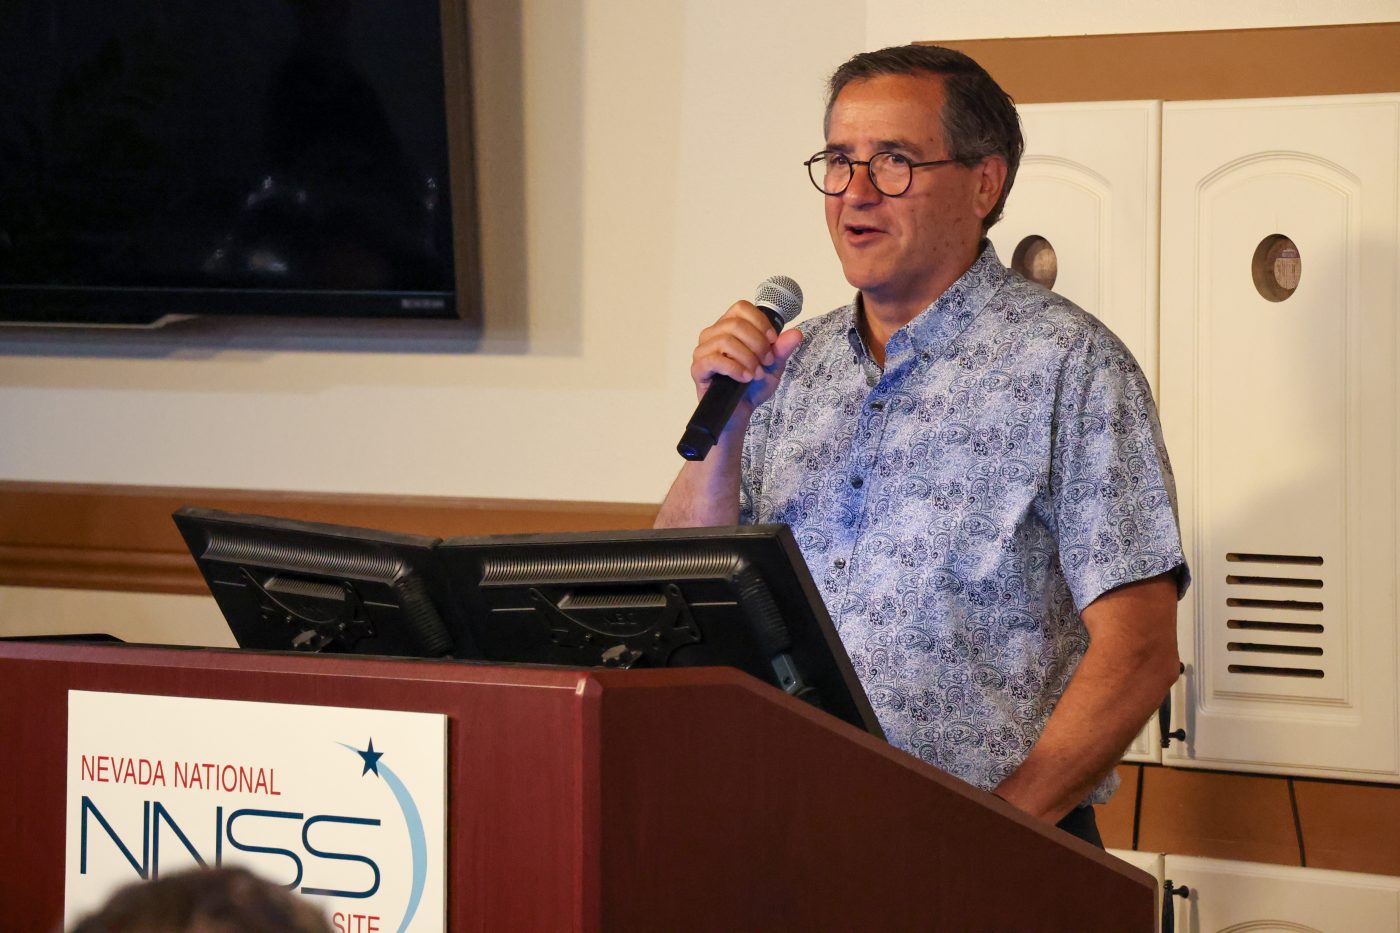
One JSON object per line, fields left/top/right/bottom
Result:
{"left": 677, "top": 276, "right": 803, "bottom": 461}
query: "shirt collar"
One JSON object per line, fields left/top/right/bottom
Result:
{"left": 843, "top": 240, "right": 1009, "bottom": 364}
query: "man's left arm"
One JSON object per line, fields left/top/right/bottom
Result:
{"left": 992, "top": 572, "right": 1180, "bottom": 823}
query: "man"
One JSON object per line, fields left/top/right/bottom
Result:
{"left": 654, "top": 45, "right": 1186, "bottom": 846}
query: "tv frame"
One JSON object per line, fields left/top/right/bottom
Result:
{"left": 0, "top": 0, "right": 481, "bottom": 327}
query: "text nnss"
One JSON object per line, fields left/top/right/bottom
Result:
{"left": 79, "top": 796, "right": 381, "bottom": 900}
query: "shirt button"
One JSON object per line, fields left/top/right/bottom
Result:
{"left": 833, "top": 558, "right": 847, "bottom": 569}
{"left": 870, "top": 400, "right": 885, "bottom": 411}
{"left": 850, "top": 476, "right": 864, "bottom": 488}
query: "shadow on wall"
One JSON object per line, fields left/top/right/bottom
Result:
{"left": 0, "top": 0, "right": 581, "bottom": 359}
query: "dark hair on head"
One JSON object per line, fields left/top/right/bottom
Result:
{"left": 68, "top": 866, "right": 333, "bottom": 933}
{"left": 824, "top": 44, "right": 1023, "bottom": 231}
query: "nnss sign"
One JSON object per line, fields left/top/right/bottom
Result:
{"left": 66, "top": 691, "right": 446, "bottom": 932}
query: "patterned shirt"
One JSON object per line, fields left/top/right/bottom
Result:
{"left": 740, "top": 243, "right": 1187, "bottom": 802}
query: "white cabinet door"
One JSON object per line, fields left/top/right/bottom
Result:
{"left": 993, "top": 101, "right": 1166, "bottom": 764}
{"left": 1163, "top": 855, "right": 1400, "bottom": 933}
{"left": 991, "top": 101, "right": 1161, "bottom": 388}
{"left": 1159, "top": 95, "right": 1400, "bottom": 781}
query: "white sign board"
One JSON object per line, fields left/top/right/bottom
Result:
{"left": 65, "top": 690, "right": 447, "bottom": 932}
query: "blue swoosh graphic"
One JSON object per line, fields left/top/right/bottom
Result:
{"left": 338, "top": 743, "right": 429, "bottom": 932}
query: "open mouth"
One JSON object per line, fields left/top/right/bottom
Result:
{"left": 845, "top": 224, "right": 884, "bottom": 240}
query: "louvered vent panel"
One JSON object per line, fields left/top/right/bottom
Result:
{"left": 1217, "top": 552, "right": 1345, "bottom": 703}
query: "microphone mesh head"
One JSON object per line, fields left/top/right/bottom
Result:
{"left": 754, "top": 275, "right": 804, "bottom": 324}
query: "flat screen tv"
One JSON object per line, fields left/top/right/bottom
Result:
{"left": 0, "top": 0, "right": 480, "bottom": 325}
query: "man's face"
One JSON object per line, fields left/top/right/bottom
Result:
{"left": 823, "top": 73, "right": 996, "bottom": 313}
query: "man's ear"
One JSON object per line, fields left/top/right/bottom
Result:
{"left": 972, "top": 155, "right": 1009, "bottom": 222}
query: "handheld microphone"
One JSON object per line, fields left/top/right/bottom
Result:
{"left": 676, "top": 275, "right": 803, "bottom": 461}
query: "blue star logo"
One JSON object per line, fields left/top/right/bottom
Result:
{"left": 337, "top": 739, "right": 429, "bottom": 933}
{"left": 355, "top": 738, "right": 384, "bottom": 777}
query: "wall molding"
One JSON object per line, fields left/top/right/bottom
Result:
{"left": 929, "top": 23, "right": 1400, "bottom": 103}
{"left": 1098, "top": 763, "right": 1400, "bottom": 877}
{"left": 0, "top": 481, "right": 658, "bottom": 596}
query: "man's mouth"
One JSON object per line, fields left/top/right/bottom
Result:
{"left": 845, "top": 223, "right": 883, "bottom": 238}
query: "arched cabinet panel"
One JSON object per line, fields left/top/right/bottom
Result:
{"left": 992, "top": 101, "right": 1160, "bottom": 388}
{"left": 1159, "top": 95, "right": 1400, "bottom": 780}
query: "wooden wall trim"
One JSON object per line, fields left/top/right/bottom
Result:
{"left": 929, "top": 23, "right": 1400, "bottom": 103}
{"left": 1097, "top": 763, "right": 1400, "bottom": 877}
{"left": 0, "top": 481, "right": 659, "bottom": 596}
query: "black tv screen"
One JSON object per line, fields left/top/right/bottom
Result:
{"left": 0, "top": 0, "right": 479, "bottom": 324}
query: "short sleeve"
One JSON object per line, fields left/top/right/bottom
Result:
{"left": 1049, "top": 327, "right": 1190, "bottom": 611}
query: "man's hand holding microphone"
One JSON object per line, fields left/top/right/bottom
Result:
{"left": 658, "top": 276, "right": 804, "bottom": 528}
{"left": 676, "top": 275, "right": 804, "bottom": 460}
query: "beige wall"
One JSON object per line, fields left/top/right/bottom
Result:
{"left": 1, "top": 0, "right": 1392, "bottom": 503}
{"left": 1, "top": 0, "right": 1393, "bottom": 640}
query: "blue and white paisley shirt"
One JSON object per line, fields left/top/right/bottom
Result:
{"left": 740, "top": 243, "right": 1187, "bottom": 803}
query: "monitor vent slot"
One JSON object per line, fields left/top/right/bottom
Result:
{"left": 266, "top": 576, "right": 346, "bottom": 601}
{"left": 560, "top": 591, "right": 668, "bottom": 610}
{"left": 204, "top": 537, "right": 400, "bottom": 582}
{"left": 480, "top": 549, "right": 743, "bottom": 586}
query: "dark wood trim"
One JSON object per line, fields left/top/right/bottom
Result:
{"left": 0, "top": 481, "right": 659, "bottom": 595}
{"left": 928, "top": 23, "right": 1400, "bottom": 103}
{"left": 1103, "top": 763, "right": 1400, "bottom": 877}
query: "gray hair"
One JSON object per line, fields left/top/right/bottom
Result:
{"left": 824, "top": 45, "right": 1023, "bottom": 231}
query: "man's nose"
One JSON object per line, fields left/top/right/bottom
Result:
{"left": 843, "top": 161, "right": 882, "bottom": 204}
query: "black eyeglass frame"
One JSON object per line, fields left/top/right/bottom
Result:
{"left": 803, "top": 150, "right": 964, "bottom": 197}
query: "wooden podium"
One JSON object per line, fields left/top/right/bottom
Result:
{"left": 0, "top": 641, "right": 1154, "bottom": 931}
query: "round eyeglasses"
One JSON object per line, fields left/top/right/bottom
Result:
{"left": 804, "top": 150, "right": 961, "bottom": 197}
